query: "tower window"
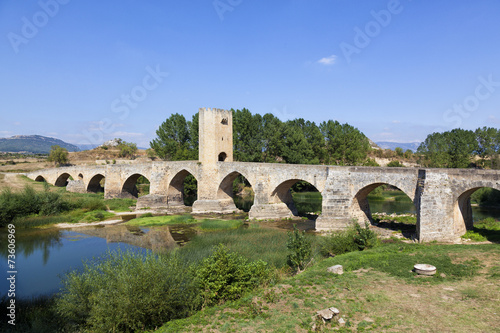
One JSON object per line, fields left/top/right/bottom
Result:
{"left": 221, "top": 118, "right": 228, "bottom": 125}
{"left": 218, "top": 152, "right": 227, "bottom": 161}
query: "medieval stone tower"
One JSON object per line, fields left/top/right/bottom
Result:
{"left": 198, "top": 107, "right": 233, "bottom": 164}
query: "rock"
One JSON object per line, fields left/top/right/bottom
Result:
{"left": 413, "top": 264, "right": 436, "bottom": 276}
{"left": 327, "top": 265, "right": 343, "bottom": 275}
{"left": 329, "top": 307, "right": 340, "bottom": 315}
{"left": 440, "top": 273, "right": 447, "bottom": 278}
{"left": 338, "top": 318, "right": 346, "bottom": 325}
{"left": 317, "top": 308, "right": 335, "bottom": 320}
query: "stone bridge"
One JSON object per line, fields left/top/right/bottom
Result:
{"left": 26, "top": 161, "right": 500, "bottom": 242}
{"left": 25, "top": 108, "right": 500, "bottom": 242}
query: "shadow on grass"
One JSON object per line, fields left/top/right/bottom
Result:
{"left": 471, "top": 227, "right": 500, "bottom": 243}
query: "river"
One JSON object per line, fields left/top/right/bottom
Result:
{"left": 1, "top": 195, "right": 498, "bottom": 299}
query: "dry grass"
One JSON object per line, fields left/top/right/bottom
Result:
{"left": 158, "top": 245, "right": 500, "bottom": 332}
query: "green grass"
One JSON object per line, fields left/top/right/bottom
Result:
{"left": 158, "top": 241, "right": 500, "bottom": 332}
{"left": 177, "top": 227, "right": 290, "bottom": 269}
{"left": 198, "top": 219, "right": 243, "bottom": 231}
{"left": 462, "top": 218, "right": 500, "bottom": 242}
{"left": 125, "top": 214, "right": 197, "bottom": 226}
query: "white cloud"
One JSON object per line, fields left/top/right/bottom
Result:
{"left": 317, "top": 55, "right": 337, "bottom": 66}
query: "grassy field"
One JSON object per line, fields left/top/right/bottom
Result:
{"left": 158, "top": 242, "right": 500, "bottom": 332}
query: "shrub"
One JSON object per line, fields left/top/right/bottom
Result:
{"left": 0, "top": 186, "right": 71, "bottom": 227}
{"left": 56, "top": 250, "right": 201, "bottom": 333}
{"left": 196, "top": 244, "right": 271, "bottom": 306}
{"left": 286, "top": 225, "right": 312, "bottom": 273}
{"left": 318, "top": 221, "right": 378, "bottom": 257}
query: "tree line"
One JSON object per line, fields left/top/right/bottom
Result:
{"left": 417, "top": 127, "right": 500, "bottom": 169}
{"left": 150, "top": 108, "right": 372, "bottom": 166}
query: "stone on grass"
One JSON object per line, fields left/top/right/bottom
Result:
{"left": 413, "top": 264, "right": 436, "bottom": 276}
{"left": 327, "top": 265, "right": 343, "bottom": 275}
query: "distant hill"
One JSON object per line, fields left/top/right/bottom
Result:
{"left": 0, "top": 135, "right": 79, "bottom": 154}
{"left": 375, "top": 141, "right": 421, "bottom": 152}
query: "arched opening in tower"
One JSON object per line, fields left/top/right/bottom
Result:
{"left": 218, "top": 152, "right": 227, "bottom": 162}
{"left": 352, "top": 183, "right": 416, "bottom": 239}
{"left": 217, "top": 172, "right": 254, "bottom": 212}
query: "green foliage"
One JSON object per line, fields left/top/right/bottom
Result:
{"left": 461, "top": 230, "right": 487, "bottom": 242}
{"left": 395, "top": 147, "right": 404, "bottom": 156}
{"left": 199, "top": 219, "right": 243, "bottom": 231}
{"left": 0, "top": 186, "right": 71, "bottom": 227}
{"left": 47, "top": 145, "right": 69, "bottom": 166}
{"left": 126, "top": 214, "right": 197, "bottom": 226}
{"left": 56, "top": 250, "right": 201, "bottom": 333}
{"left": 320, "top": 119, "right": 370, "bottom": 165}
{"left": 104, "top": 198, "right": 136, "bottom": 212}
{"left": 363, "top": 158, "right": 380, "bottom": 166}
{"left": 318, "top": 222, "right": 378, "bottom": 257}
{"left": 196, "top": 244, "right": 271, "bottom": 306}
{"left": 387, "top": 160, "right": 404, "bottom": 167}
{"left": 150, "top": 113, "right": 198, "bottom": 160}
{"left": 286, "top": 225, "right": 313, "bottom": 273}
{"left": 116, "top": 139, "right": 138, "bottom": 158}
{"left": 470, "top": 187, "right": 500, "bottom": 208}
{"left": 417, "top": 127, "right": 497, "bottom": 168}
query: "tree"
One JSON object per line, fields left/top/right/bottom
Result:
{"left": 233, "top": 108, "right": 263, "bottom": 162}
{"left": 395, "top": 147, "right": 404, "bottom": 157}
{"left": 117, "top": 140, "right": 137, "bottom": 158}
{"left": 261, "top": 113, "right": 284, "bottom": 162}
{"left": 320, "top": 120, "right": 370, "bottom": 165}
{"left": 47, "top": 145, "right": 69, "bottom": 166}
{"left": 150, "top": 113, "right": 197, "bottom": 160}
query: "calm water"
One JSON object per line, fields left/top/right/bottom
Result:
{"left": 0, "top": 224, "right": 196, "bottom": 299}
{"left": 1, "top": 195, "right": 498, "bottom": 299}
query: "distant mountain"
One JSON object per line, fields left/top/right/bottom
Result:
{"left": 0, "top": 135, "right": 79, "bottom": 154}
{"left": 375, "top": 141, "right": 421, "bottom": 152}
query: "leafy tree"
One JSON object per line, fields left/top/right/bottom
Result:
{"left": 47, "top": 145, "right": 69, "bottom": 166}
{"left": 395, "top": 147, "right": 404, "bottom": 157}
{"left": 281, "top": 120, "right": 317, "bottom": 164}
{"left": 233, "top": 108, "right": 263, "bottom": 162}
{"left": 117, "top": 140, "right": 137, "bottom": 158}
{"left": 150, "top": 113, "right": 197, "bottom": 160}
{"left": 320, "top": 120, "right": 370, "bottom": 165}
{"left": 261, "top": 113, "right": 284, "bottom": 162}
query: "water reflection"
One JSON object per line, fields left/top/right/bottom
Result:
{"left": 0, "top": 228, "right": 63, "bottom": 265}
{"left": 0, "top": 223, "right": 197, "bottom": 298}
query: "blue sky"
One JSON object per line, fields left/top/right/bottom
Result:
{"left": 1, "top": 0, "right": 499, "bottom": 148}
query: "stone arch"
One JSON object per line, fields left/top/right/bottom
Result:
{"left": 121, "top": 173, "right": 150, "bottom": 198}
{"left": 217, "top": 171, "right": 254, "bottom": 211}
{"left": 87, "top": 174, "right": 105, "bottom": 193}
{"left": 55, "top": 173, "right": 72, "bottom": 187}
{"left": 35, "top": 175, "right": 46, "bottom": 182}
{"left": 351, "top": 182, "right": 416, "bottom": 223}
{"left": 168, "top": 170, "right": 197, "bottom": 206}
{"left": 270, "top": 178, "right": 322, "bottom": 218}
{"left": 453, "top": 183, "right": 500, "bottom": 237}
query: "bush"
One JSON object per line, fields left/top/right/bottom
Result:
{"left": 0, "top": 186, "right": 71, "bottom": 227}
{"left": 286, "top": 225, "right": 312, "bottom": 273}
{"left": 56, "top": 250, "right": 201, "bottom": 333}
{"left": 318, "top": 222, "right": 378, "bottom": 257}
{"left": 196, "top": 244, "right": 271, "bottom": 306}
